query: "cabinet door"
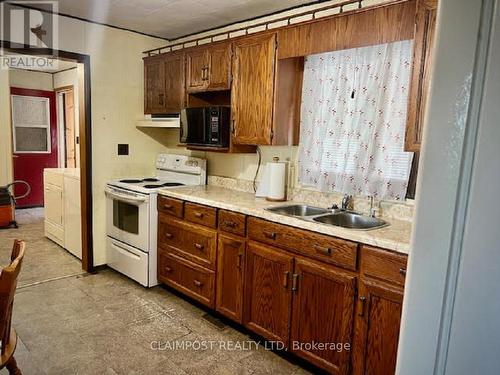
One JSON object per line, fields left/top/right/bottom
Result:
{"left": 290, "top": 257, "right": 356, "bottom": 374}
{"left": 232, "top": 33, "right": 277, "bottom": 145}
{"left": 186, "top": 48, "right": 208, "bottom": 92}
{"left": 244, "top": 241, "right": 293, "bottom": 346}
{"left": 164, "top": 52, "right": 185, "bottom": 113}
{"left": 405, "top": 0, "right": 438, "bottom": 151}
{"left": 352, "top": 279, "right": 404, "bottom": 375}
{"left": 216, "top": 234, "right": 245, "bottom": 323}
{"left": 144, "top": 56, "right": 166, "bottom": 114}
{"left": 206, "top": 42, "right": 232, "bottom": 91}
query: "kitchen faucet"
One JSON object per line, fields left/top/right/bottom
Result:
{"left": 341, "top": 194, "right": 352, "bottom": 211}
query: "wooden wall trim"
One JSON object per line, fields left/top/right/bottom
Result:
{"left": 277, "top": 0, "right": 416, "bottom": 59}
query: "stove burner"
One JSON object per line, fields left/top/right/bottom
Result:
{"left": 119, "top": 179, "right": 142, "bottom": 183}
{"left": 142, "top": 178, "right": 159, "bottom": 182}
{"left": 143, "top": 184, "right": 162, "bottom": 189}
{"left": 162, "top": 182, "right": 184, "bottom": 187}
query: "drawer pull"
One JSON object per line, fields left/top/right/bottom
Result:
{"left": 163, "top": 204, "right": 173, "bottom": 210}
{"left": 358, "top": 296, "right": 367, "bottom": 316}
{"left": 223, "top": 220, "right": 236, "bottom": 228}
{"left": 194, "top": 212, "right": 204, "bottom": 218}
{"left": 165, "top": 233, "right": 173, "bottom": 239}
{"left": 314, "top": 245, "right": 332, "bottom": 256}
{"left": 291, "top": 273, "right": 299, "bottom": 292}
{"left": 399, "top": 268, "right": 407, "bottom": 276}
{"left": 193, "top": 279, "right": 203, "bottom": 287}
{"left": 283, "top": 271, "right": 289, "bottom": 288}
{"left": 194, "top": 243, "right": 204, "bottom": 250}
{"left": 164, "top": 266, "right": 172, "bottom": 273}
{"left": 263, "top": 230, "right": 277, "bottom": 240}
{"left": 237, "top": 253, "right": 243, "bottom": 269}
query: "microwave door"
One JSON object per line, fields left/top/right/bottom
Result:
{"left": 185, "top": 107, "right": 206, "bottom": 145}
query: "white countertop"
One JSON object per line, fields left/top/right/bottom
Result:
{"left": 159, "top": 185, "right": 412, "bottom": 255}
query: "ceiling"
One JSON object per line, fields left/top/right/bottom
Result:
{"left": 40, "top": 0, "right": 322, "bottom": 40}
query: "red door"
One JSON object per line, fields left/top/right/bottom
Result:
{"left": 11, "top": 88, "right": 58, "bottom": 207}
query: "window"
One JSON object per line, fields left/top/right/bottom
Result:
{"left": 11, "top": 95, "right": 51, "bottom": 153}
{"left": 298, "top": 40, "right": 414, "bottom": 200}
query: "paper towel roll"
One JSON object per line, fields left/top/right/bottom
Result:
{"left": 266, "top": 158, "right": 287, "bottom": 201}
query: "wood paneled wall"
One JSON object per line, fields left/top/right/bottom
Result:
{"left": 278, "top": 0, "right": 416, "bottom": 59}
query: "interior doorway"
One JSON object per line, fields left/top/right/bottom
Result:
{"left": 56, "top": 86, "right": 77, "bottom": 168}
{"left": 0, "top": 46, "right": 93, "bottom": 272}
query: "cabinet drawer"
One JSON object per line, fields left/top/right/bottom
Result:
{"left": 218, "top": 210, "right": 246, "bottom": 236}
{"left": 185, "top": 202, "right": 217, "bottom": 228}
{"left": 158, "top": 251, "right": 215, "bottom": 308}
{"left": 361, "top": 246, "right": 408, "bottom": 286}
{"left": 158, "top": 195, "right": 184, "bottom": 218}
{"left": 158, "top": 215, "right": 217, "bottom": 269}
{"left": 248, "top": 217, "right": 358, "bottom": 271}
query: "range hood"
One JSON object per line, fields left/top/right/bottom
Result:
{"left": 136, "top": 114, "right": 180, "bottom": 128}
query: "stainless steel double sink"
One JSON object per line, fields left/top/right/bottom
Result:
{"left": 265, "top": 204, "right": 388, "bottom": 230}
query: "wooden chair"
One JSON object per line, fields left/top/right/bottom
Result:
{"left": 0, "top": 240, "right": 25, "bottom": 375}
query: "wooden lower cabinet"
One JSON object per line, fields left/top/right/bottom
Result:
{"left": 243, "top": 241, "right": 293, "bottom": 346}
{"left": 290, "top": 257, "right": 356, "bottom": 374}
{"left": 216, "top": 234, "right": 245, "bottom": 323}
{"left": 352, "top": 279, "right": 404, "bottom": 375}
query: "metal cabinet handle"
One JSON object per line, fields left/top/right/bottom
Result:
{"left": 194, "top": 243, "right": 204, "bottom": 250}
{"left": 399, "top": 268, "right": 407, "bottom": 276}
{"left": 291, "top": 273, "right": 299, "bottom": 292}
{"left": 165, "top": 233, "right": 173, "bottom": 239}
{"left": 163, "top": 204, "right": 173, "bottom": 210}
{"left": 237, "top": 252, "right": 243, "bottom": 269}
{"left": 263, "top": 230, "right": 276, "bottom": 240}
{"left": 283, "top": 271, "right": 289, "bottom": 288}
{"left": 224, "top": 220, "right": 236, "bottom": 228}
{"left": 193, "top": 279, "right": 203, "bottom": 287}
{"left": 194, "top": 212, "right": 204, "bottom": 218}
{"left": 314, "top": 245, "right": 332, "bottom": 256}
{"left": 232, "top": 119, "right": 236, "bottom": 135}
{"left": 358, "top": 296, "right": 367, "bottom": 317}
{"left": 164, "top": 266, "right": 172, "bottom": 273}
{"left": 159, "top": 93, "right": 164, "bottom": 105}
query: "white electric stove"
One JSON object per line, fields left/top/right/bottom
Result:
{"left": 105, "top": 154, "right": 206, "bottom": 287}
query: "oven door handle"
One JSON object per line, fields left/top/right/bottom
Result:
{"left": 105, "top": 188, "right": 147, "bottom": 204}
{"left": 110, "top": 240, "right": 141, "bottom": 260}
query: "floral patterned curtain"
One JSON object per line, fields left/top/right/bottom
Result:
{"left": 298, "top": 40, "right": 414, "bottom": 200}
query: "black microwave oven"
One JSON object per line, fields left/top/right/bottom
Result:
{"left": 180, "top": 106, "right": 230, "bottom": 148}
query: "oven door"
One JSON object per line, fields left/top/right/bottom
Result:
{"left": 105, "top": 186, "right": 150, "bottom": 252}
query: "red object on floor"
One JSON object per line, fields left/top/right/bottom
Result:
{"left": 11, "top": 87, "right": 58, "bottom": 208}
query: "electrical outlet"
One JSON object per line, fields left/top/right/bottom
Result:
{"left": 117, "top": 144, "right": 129, "bottom": 155}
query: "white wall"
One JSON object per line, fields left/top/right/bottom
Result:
{"left": 5, "top": 15, "right": 165, "bottom": 265}
{"left": 9, "top": 69, "right": 53, "bottom": 90}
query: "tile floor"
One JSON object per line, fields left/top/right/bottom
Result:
{"left": 0, "top": 209, "right": 316, "bottom": 375}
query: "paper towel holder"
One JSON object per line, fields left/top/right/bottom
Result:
{"left": 265, "top": 157, "right": 288, "bottom": 202}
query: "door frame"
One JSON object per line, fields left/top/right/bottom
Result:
{"left": 2, "top": 41, "right": 94, "bottom": 272}
{"left": 54, "top": 85, "right": 76, "bottom": 168}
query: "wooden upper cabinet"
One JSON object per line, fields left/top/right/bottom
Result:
{"left": 186, "top": 42, "right": 232, "bottom": 93}
{"left": 186, "top": 48, "right": 208, "bottom": 92}
{"left": 290, "top": 257, "right": 356, "bottom": 374}
{"left": 232, "top": 33, "right": 277, "bottom": 145}
{"left": 244, "top": 241, "right": 293, "bottom": 346}
{"left": 206, "top": 42, "right": 232, "bottom": 90}
{"left": 164, "top": 52, "right": 185, "bottom": 113}
{"left": 352, "top": 279, "right": 404, "bottom": 375}
{"left": 405, "top": 0, "right": 438, "bottom": 151}
{"left": 144, "top": 52, "right": 184, "bottom": 114}
{"left": 144, "top": 55, "right": 166, "bottom": 114}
